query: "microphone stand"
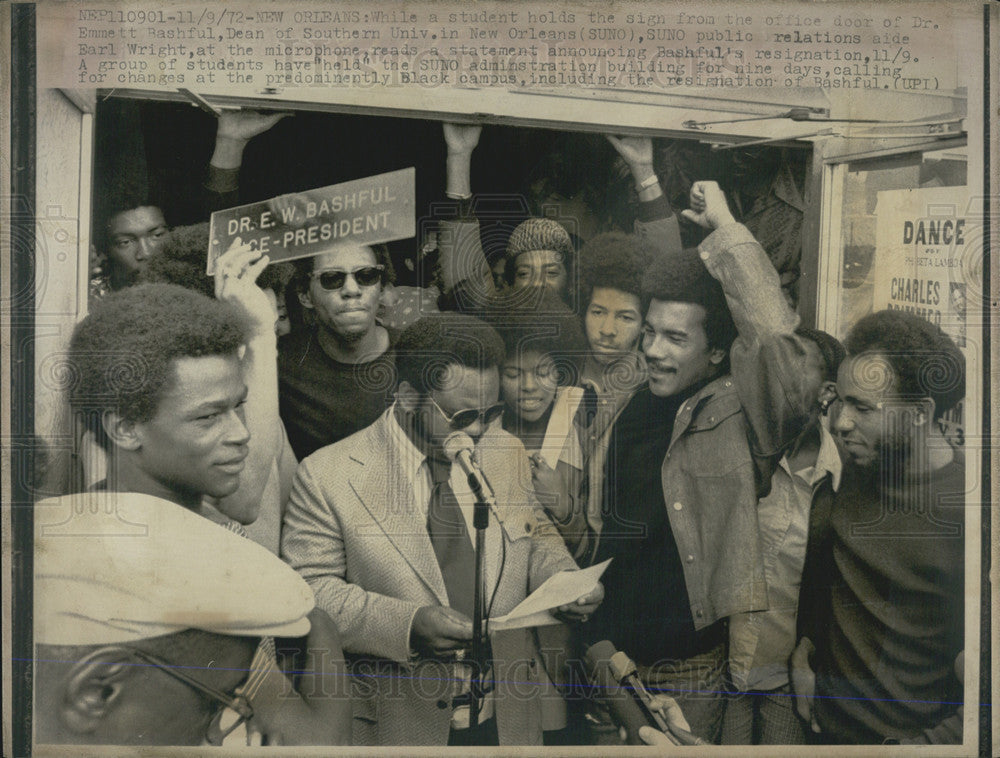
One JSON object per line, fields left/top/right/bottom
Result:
{"left": 442, "top": 432, "right": 495, "bottom": 739}
{"left": 467, "top": 475, "right": 490, "bottom": 732}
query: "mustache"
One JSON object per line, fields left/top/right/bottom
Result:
{"left": 838, "top": 431, "right": 914, "bottom": 464}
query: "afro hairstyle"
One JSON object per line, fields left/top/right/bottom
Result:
{"left": 480, "top": 287, "right": 588, "bottom": 386}
{"left": 844, "top": 309, "right": 965, "bottom": 419}
{"left": 140, "top": 222, "right": 214, "bottom": 296}
{"left": 578, "top": 231, "right": 655, "bottom": 302}
{"left": 394, "top": 312, "right": 505, "bottom": 396}
{"left": 640, "top": 247, "right": 737, "bottom": 353}
{"left": 68, "top": 283, "right": 250, "bottom": 430}
{"left": 141, "top": 222, "right": 295, "bottom": 297}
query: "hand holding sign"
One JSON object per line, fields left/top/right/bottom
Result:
{"left": 606, "top": 134, "right": 653, "bottom": 170}
{"left": 213, "top": 238, "right": 277, "bottom": 338}
{"left": 267, "top": 193, "right": 311, "bottom": 231}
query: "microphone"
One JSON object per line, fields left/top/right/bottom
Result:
{"left": 584, "top": 640, "right": 706, "bottom": 746}
{"left": 585, "top": 641, "right": 658, "bottom": 745}
{"left": 443, "top": 432, "right": 496, "bottom": 514}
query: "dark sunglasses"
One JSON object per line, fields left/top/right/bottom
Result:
{"left": 125, "top": 646, "right": 253, "bottom": 744}
{"left": 428, "top": 395, "right": 505, "bottom": 431}
{"left": 312, "top": 265, "right": 384, "bottom": 290}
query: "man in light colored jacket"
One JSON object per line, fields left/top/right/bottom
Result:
{"left": 282, "top": 313, "right": 602, "bottom": 746}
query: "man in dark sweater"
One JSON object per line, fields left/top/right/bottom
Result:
{"left": 278, "top": 244, "right": 397, "bottom": 459}
{"left": 583, "top": 181, "right": 814, "bottom": 743}
{"left": 792, "top": 309, "right": 966, "bottom": 744}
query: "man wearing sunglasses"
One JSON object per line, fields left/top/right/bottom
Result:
{"left": 282, "top": 313, "right": 603, "bottom": 746}
{"left": 34, "top": 491, "right": 316, "bottom": 746}
{"left": 279, "top": 244, "right": 398, "bottom": 459}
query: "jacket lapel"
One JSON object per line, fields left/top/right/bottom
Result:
{"left": 349, "top": 415, "right": 448, "bottom": 605}
{"left": 668, "top": 374, "right": 733, "bottom": 448}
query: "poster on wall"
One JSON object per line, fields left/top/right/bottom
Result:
{"left": 872, "top": 186, "right": 969, "bottom": 349}
{"left": 6, "top": 0, "right": 992, "bottom": 755}
{"left": 872, "top": 185, "right": 971, "bottom": 440}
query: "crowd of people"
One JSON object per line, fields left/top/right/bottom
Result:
{"left": 35, "top": 111, "right": 967, "bottom": 748}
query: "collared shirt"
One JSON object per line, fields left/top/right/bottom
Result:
{"left": 580, "top": 352, "right": 647, "bottom": 405}
{"left": 728, "top": 421, "right": 841, "bottom": 691}
{"left": 571, "top": 352, "right": 646, "bottom": 562}
{"left": 385, "top": 405, "right": 498, "bottom": 728}
{"left": 385, "top": 404, "right": 483, "bottom": 549}
{"left": 789, "top": 421, "right": 842, "bottom": 493}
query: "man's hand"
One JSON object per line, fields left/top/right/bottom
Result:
{"left": 607, "top": 135, "right": 662, "bottom": 201}
{"left": 680, "top": 180, "right": 737, "bottom": 231}
{"left": 443, "top": 123, "right": 481, "bottom": 199}
{"left": 607, "top": 135, "right": 653, "bottom": 172}
{"left": 217, "top": 109, "right": 291, "bottom": 142}
{"left": 443, "top": 123, "right": 482, "bottom": 156}
{"left": 620, "top": 696, "right": 693, "bottom": 745}
{"left": 637, "top": 725, "right": 674, "bottom": 746}
{"left": 211, "top": 109, "right": 291, "bottom": 170}
{"left": 267, "top": 193, "right": 311, "bottom": 230}
{"left": 410, "top": 605, "right": 473, "bottom": 659}
{"left": 554, "top": 581, "right": 604, "bottom": 623}
{"left": 790, "top": 637, "right": 820, "bottom": 732}
{"left": 647, "top": 693, "right": 692, "bottom": 733}
{"left": 529, "top": 455, "right": 570, "bottom": 521}
{"left": 213, "top": 238, "right": 276, "bottom": 337}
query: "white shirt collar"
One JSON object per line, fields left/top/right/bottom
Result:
{"left": 788, "top": 419, "right": 842, "bottom": 492}
{"left": 815, "top": 422, "right": 843, "bottom": 492}
{"left": 581, "top": 352, "right": 646, "bottom": 396}
{"left": 385, "top": 404, "right": 480, "bottom": 540}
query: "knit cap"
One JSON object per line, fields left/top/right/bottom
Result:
{"left": 505, "top": 218, "right": 574, "bottom": 262}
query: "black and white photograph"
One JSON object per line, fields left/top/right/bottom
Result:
{"left": 3, "top": 0, "right": 994, "bottom": 754}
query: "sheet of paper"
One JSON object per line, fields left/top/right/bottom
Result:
{"left": 488, "top": 559, "right": 611, "bottom": 631}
